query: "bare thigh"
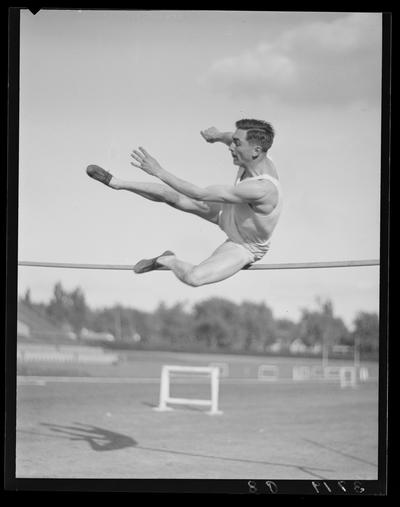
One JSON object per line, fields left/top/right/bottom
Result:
{"left": 171, "top": 194, "right": 222, "bottom": 224}
{"left": 190, "top": 240, "right": 254, "bottom": 285}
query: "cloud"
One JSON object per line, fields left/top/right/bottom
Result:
{"left": 200, "top": 13, "right": 382, "bottom": 105}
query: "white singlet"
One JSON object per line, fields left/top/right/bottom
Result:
{"left": 217, "top": 167, "right": 283, "bottom": 262}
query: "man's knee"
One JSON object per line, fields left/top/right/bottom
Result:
{"left": 182, "top": 268, "right": 206, "bottom": 287}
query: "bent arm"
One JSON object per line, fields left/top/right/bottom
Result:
{"left": 216, "top": 132, "right": 234, "bottom": 146}
{"left": 200, "top": 127, "right": 233, "bottom": 146}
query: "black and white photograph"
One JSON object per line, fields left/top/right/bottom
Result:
{"left": 6, "top": 8, "right": 390, "bottom": 494}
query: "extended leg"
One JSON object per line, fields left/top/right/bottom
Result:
{"left": 114, "top": 178, "right": 220, "bottom": 220}
{"left": 155, "top": 240, "right": 254, "bottom": 287}
{"left": 86, "top": 164, "right": 220, "bottom": 223}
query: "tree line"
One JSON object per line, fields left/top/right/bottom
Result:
{"left": 20, "top": 282, "right": 379, "bottom": 358}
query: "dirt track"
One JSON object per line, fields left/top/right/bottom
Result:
{"left": 16, "top": 351, "right": 379, "bottom": 482}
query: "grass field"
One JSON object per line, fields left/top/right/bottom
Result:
{"left": 16, "top": 349, "right": 379, "bottom": 481}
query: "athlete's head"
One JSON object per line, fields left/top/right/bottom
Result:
{"left": 230, "top": 119, "right": 275, "bottom": 166}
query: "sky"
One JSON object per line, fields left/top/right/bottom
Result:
{"left": 16, "top": 10, "right": 384, "bottom": 328}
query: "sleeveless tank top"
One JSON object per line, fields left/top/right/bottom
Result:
{"left": 218, "top": 167, "right": 283, "bottom": 249}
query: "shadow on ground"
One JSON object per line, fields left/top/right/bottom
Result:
{"left": 36, "top": 421, "right": 334, "bottom": 479}
{"left": 40, "top": 422, "right": 137, "bottom": 451}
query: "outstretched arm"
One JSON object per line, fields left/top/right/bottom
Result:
{"left": 130, "top": 147, "right": 270, "bottom": 205}
{"left": 200, "top": 127, "right": 233, "bottom": 147}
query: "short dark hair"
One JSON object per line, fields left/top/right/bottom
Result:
{"left": 235, "top": 118, "right": 275, "bottom": 152}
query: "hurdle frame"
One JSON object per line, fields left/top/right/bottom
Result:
{"left": 292, "top": 364, "right": 358, "bottom": 388}
{"left": 337, "top": 366, "right": 357, "bottom": 389}
{"left": 257, "top": 364, "right": 279, "bottom": 381}
{"left": 154, "top": 365, "right": 223, "bottom": 415}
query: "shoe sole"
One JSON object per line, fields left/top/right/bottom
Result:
{"left": 134, "top": 251, "right": 175, "bottom": 273}
{"left": 86, "top": 165, "right": 113, "bottom": 185}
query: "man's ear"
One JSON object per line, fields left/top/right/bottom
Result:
{"left": 252, "top": 146, "right": 262, "bottom": 159}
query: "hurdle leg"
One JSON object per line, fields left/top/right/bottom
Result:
{"left": 339, "top": 367, "right": 357, "bottom": 389}
{"left": 154, "top": 366, "right": 174, "bottom": 411}
{"left": 207, "top": 368, "right": 223, "bottom": 415}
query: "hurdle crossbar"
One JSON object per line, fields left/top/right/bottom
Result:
{"left": 18, "top": 259, "right": 379, "bottom": 271}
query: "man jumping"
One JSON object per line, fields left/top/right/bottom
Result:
{"left": 86, "top": 119, "right": 282, "bottom": 287}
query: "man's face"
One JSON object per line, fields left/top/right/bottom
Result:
{"left": 229, "top": 129, "right": 257, "bottom": 166}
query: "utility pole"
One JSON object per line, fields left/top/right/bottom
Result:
{"left": 322, "top": 333, "right": 329, "bottom": 370}
{"left": 354, "top": 335, "right": 360, "bottom": 369}
{"left": 322, "top": 330, "right": 329, "bottom": 370}
{"left": 114, "top": 306, "right": 122, "bottom": 342}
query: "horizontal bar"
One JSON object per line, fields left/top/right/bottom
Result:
{"left": 165, "top": 365, "right": 218, "bottom": 374}
{"left": 165, "top": 397, "right": 212, "bottom": 406}
{"left": 18, "top": 259, "right": 379, "bottom": 271}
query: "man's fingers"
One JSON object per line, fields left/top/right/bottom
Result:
{"left": 131, "top": 151, "right": 143, "bottom": 163}
{"left": 138, "top": 146, "right": 150, "bottom": 157}
{"left": 130, "top": 161, "right": 142, "bottom": 169}
{"left": 132, "top": 149, "right": 144, "bottom": 159}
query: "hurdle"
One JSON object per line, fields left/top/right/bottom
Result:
{"left": 322, "top": 366, "right": 357, "bottom": 388}
{"left": 337, "top": 366, "right": 357, "bottom": 388}
{"left": 292, "top": 365, "right": 312, "bottom": 381}
{"left": 258, "top": 364, "right": 279, "bottom": 381}
{"left": 359, "top": 367, "right": 369, "bottom": 382}
{"left": 292, "top": 364, "right": 357, "bottom": 388}
{"left": 154, "top": 365, "right": 223, "bottom": 415}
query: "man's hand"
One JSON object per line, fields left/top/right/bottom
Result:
{"left": 200, "top": 127, "right": 222, "bottom": 143}
{"left": 130, "top": 147, "right": 163, "bottom": 177}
